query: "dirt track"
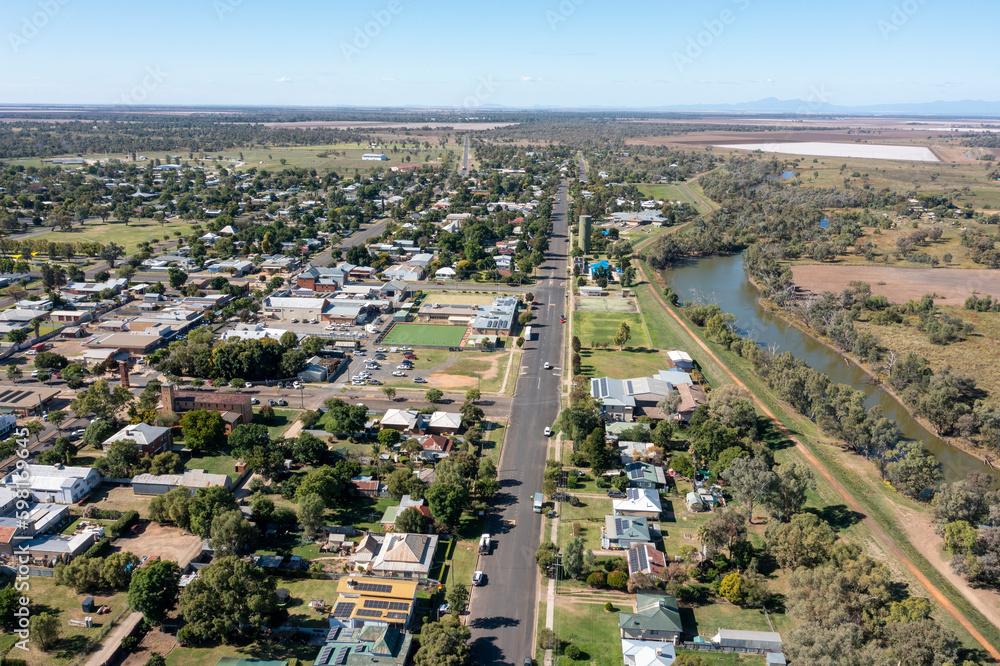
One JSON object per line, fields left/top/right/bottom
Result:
{"left": 791, "top": 264, "right": 1000, "bottom": 305}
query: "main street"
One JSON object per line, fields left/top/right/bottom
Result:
{"left": 467, "top": 180, "right": 569, "bottom": 664}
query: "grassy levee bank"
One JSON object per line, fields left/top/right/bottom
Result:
{"left": 634, "top": 261, "right": 1000, "bottom": 659}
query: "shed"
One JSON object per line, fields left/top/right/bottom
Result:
{"left": 712, "top": 629, "right": 783, "bottom": 653}
{"left": 82, "top": 596, "right": 95, "bottom": 613}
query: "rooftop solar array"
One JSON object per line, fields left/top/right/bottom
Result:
{"left": 332, "top": 602, "right": 356, "bottom": 618}
{"left": 355, "top": 608, "right": 383, "bottom": 618}
{"left": 388, "top": 601, "right": 410, "bottom": 611}
{"left": 317, "top": 645, "right": 333, "bottom": 665}
{"left": 386, "top": 611, "right": 409, "bottom": 620}
{"left": 363, "top": 599, "right": 390, "bottom": 609}
{"left": 353, "top": 582, "right": 393, "bottom": 594}
{"left": 335, "top": 646, "right": 350, "bottom": 664}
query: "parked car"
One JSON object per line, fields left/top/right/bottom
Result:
{"left": 543, "top": 426, "right": 551, "bottom": 437}
{"left": 543, "top": 362, "right": 551, "bottom": 369}
{"left": 291, "top": 318, "right": 299, "bottom": 323}
{"left": 277, "top": 399, "right": 288, "bottom": 406}
{"left": 403, "top": 353, "right": 417, "bottom": 360}
{"left": 375, "top": 354, "right": 387, "bottom": 360}
{"left": 267, "top": 399, "right": 277, "bottom": 406}
{"left": 607, "top": 489, "right": 626, "bottom": 498}
{"left": 251, "top": 398, "right": 260, "bottom": 405}
{"left": 560, "top": 316, "right": 566, "bottom": 323}
{"left": 25, "top": 350, "right": 37, "bottom": 356}
{"left": 31, "top": 370, "right": 38, "bottom": 378}
{"left": 413, "top": 377, "right": 427, "bottom": 383}
{"left": 376, "top": 348, "right": 387, "bottom": 353}
{"left": 367, "top": 379, "right": 382, "bottom": 386}
{"left": 397, "top": 364, "right": 411, "bottom": 370}
{"left": 246, "top": 382, "right": 253, "bottom": 388}
{"left": 69, "top": 429, "right": 86, "bottom": 439}
{"left": 472, "top": 571, "right": 485, "bottom": 586}
{"left": 391, "top": 371, "right": 406, "bottom": 377}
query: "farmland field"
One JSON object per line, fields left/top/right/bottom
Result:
{"left": 29, "top": 218, "right": 200, "bottom": 253}
{"left": 633, "top": 183, "right": 694, "bottom": 203}
{"left": 380, "top": 322, "right": 468, "bottom": 347}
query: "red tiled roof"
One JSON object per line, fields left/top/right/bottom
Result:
{"left": 0, "top": 526, "right": 17, "bottom": 544}
{"left": 421, "top": 435, "right": 453, "bottom": 452}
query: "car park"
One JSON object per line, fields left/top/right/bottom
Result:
{"left": 413, "top": 377, "right": 427, "bottom": 383}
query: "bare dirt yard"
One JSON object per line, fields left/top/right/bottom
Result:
{"left": 112, "top": 522, "right": 202, "bottom": 564}
{"left": 791, "top": 264, "right": 1000, "bottom": 305}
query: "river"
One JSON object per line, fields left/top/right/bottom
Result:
{"left": 665, "top": 253, "right": 991, "bottom": 483}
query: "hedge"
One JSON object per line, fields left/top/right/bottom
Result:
{"left": 86, "top": 508, "right": 124, "bottom": 520}
{"left": 80, "top": 537, "right": 111, "bottom": 560}
{"left": 107, "top": 510, "right": 140, "bottom": 538}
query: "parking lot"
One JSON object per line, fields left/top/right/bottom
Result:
{"left": 340, "top": 346, "right": 428, "bottom": 389}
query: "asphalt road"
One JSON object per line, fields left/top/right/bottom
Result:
{"left": 459, "top": 134, "right": 470, "bottom": 178}
{"left": 467, "top": 179, "right": 569, "bottom": 665}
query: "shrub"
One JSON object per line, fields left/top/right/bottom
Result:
{"left": 586, "top": 571, "right": 606, "bottom": 588}
{"left": 84, "top": 507, "right": 124, "bottom": 520}
{"left": 537, "top": 627, "right": 558, "bottom": 650}
{"left": 121, "top": 635, "right": 140, "bottom": 652}
{"left": 107, "top": 510, "right": 140, "bottom": 538}
{"left": 603, "top": 601, "right": 614, "bottom": 612}
{"left": 607, "top": 570, "right": 628, "bottom": 590}
{"left": 566, "top": 474, "right": 579, "bottom": 489}
{"left": 564, "top": 645, "right": 581, "bottom": 660}
{"left": 595, "top": 477, "right": 611, "bottom": 488}
{"left": 80, "top": 538, "right": 110, "bottom": 560}
{"left": 677, "top": 583, "right": 711, "bottom": 604}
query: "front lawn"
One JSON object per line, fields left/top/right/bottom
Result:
{"left": 577, "top": 348, "right": 667, "bottom": 380}
{"left": 552, "top": 601, "right": 621, "bottom": 666}
{"left": 557, "top": 495, "right": 611, "bottom": 551}
{"left": 185, "top": 451, "right": 239, "bottom": 480}
{"left": 274, "top": 577, "right": 342, "bottom": 629}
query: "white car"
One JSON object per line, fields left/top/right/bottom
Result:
{"left": 25, "top": 350, "right": 37, "bottom": 356}
{"left": 251, "top": 398, "right": 260, "bottom": 405}
{"left": 397, "top": 364, "right": 411, "bottom": 370}
{"left": 544, "top": 427, "right": 552, "bottom": 437}
{"left": 291, "top": 318, "right": 299, "bottom": 323}
{"left": 543, "top": 362, "right": 551, "bottom": 370}
{"left": 246, "top": 382, "right": 253, "bottom": 388}
{"left": 472, "top": 571, "right": 485, "bottom": 586}
{"left": 376, "top": 348, "right": 387, "bottom": 353}
{"left": 391, "top": 371, "right": 406, "bottom": 377}
{"left": 31, "top": 370, "right": 38, "bottom": 378}
{"left": 325, "top": 325, "right": 336, "bottom": 330}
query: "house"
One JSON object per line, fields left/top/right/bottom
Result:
{"left": 349, "top": 476, "right": 388, "bottom": 498}
{"left": 263, "top": 296, "right": 328, "bottom": 321}
{"left": 674, "top": 383, "right": 707, "bottom": 422}
{"left": 369, "top": 532, "right": 439, "bottom": 579}
{"left": 622, "top": 639, "right": 676, "bottom": 666}
{"left": 222, "top": 324, "right": 290, "bottom": 342}
{"left": 131, "top": 469, "right": 233, "bottom": 495}
{"left": 434, "top": 267, "right": 456, "bottom": 279}
{"left": 383, "top": 264, "right": 424, "bottom": 282}
{"left": 607, "top": 422, "right": 650, "bottom": 439}
{"left": 49, "top": 310, "right": 90, "bottom": 324}
{"left": 379, "top": 409, "right": 419, "bottom": 433}
{"left": 379, "top": 495, "right": 431, "bottom": 528}
{"left": 425, "top": 411, "right": 461, "bottom": 435}
{"left": 64, "top": 278, "right": 128, "bottom": 296}
{"left": 619, "top": 441, "right": 661, "bottom": 465}
{"left": 296, "top": 265, "right": 348, "bottom": 291}
{"left": 160, "top": 382, "right": 252, "bottom": 433}
{"left": 330, "top": 575, "right": 418, "bottom": 629}
{"left": 1, "top": 464, "right": 101, "bottom": 504}
{"left": 603, "top": 515, "right": 653, "bottom": 550}
{"left": 209, "top": 260, "right": 253, "bottom": 276}
{"left": 312, "top": 625, "right": 413, "bottom": 666}
{"left": 418, "top": 434, "right": 453, "bottom": 460}
{"left": 103, "top": 423, "right": 173, "bottom": 455}
{"left": 588, "top": 260, "right": 611, "bottom": 278}
{"left": 627, "top": 544, "right": 667, "bottom": 578}
{"left": 711, "top": 629, "right": 783, "bottom": 653}
{"left": 618, "top": 594, "right": 683, "bottom": 642}
{"left": 625, "top": 462, "right": 668, "bottom": 489}
{"left": 613, "top": 488, "right": 662, "bottom": 519}
{"left": 591, "top": 371, "right": 697, "bottom": 422}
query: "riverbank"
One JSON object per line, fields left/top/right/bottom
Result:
{"left": 636, "top": 259, "right": 1000, "bottom": 659}
{"left": 747, "top": 274, "right": 999, "bottom": 469}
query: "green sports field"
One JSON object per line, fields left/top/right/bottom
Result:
{"left": 380, "top": 323, "right": 467, "bottom": 347}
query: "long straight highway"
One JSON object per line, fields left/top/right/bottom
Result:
{"left": 467, "top": 180, "right": 570, "bottom": 664}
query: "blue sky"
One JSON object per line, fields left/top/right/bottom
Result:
{"left": 1, "top": 0, "right": 995, "bottom": 107}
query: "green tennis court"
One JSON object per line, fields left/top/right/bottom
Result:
{"left": 381, "top": 323, "right": 468, "bottom": 347}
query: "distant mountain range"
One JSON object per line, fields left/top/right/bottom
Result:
{"left": 568, "top": 97, "right": 1000, "bottom": 117}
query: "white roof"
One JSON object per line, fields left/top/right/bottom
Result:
{"left": 622, "top": 639, "right": 676, "bottom": 666}
{"left": 266, "top": 296, "right": 327, "bottom": 309}
{"left": 714, "top": 629, "right": 783, "bottom": 644}
{"left": 613, "top": 488, "right": 662, "bottom": 514}
{"left": 104, "top": 423, "right": 171, "bottom": 447}
{"left": 666, "top": 350, "right": 693, "bottom": 363}
{"left": 428, "top": 411, "right": 461, "bottom": 430}
{"left": 4, "top": 465, "right": 98, "bottom": 492}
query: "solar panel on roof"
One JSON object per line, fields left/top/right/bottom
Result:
{"left": 386, "top": 611, "right": 409, "bottom": 620}
{"left": 638, "top": 547, "right": 648, "bottom": 571}
{"left": 355, "top": 608, "right": 383, "bottom": 618}
{"left": 335, "top": 646, "right": 350, "bottom": 664}
{"left": 364, "top": 599, "right": 390, "bottom": 609}
{"left": 388, "top": 601, "right": 410, "bottom": 611}
{"left": 332, "top": 602, "right": 356, "bottom": 617}
{"left": 354, "top": 582, "right": 393, "bottom": 593}
{"left": 317, "top": 646, "right": 333, "bottom": 664}
{"left": 627, "top": 548, "right": 638, "bottom": 570}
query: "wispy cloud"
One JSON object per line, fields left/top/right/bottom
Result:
{"left": 275, "top": 77, "right": 292, "bottom": 83}
{"left": 521, "top": 75, "right": 543, "bottom": 82}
